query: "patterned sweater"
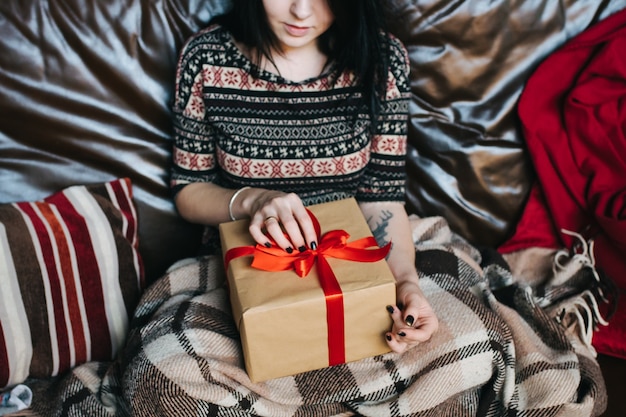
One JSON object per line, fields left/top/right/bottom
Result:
{"left": 171, "top": 24, "right": 410, "bottom": 207}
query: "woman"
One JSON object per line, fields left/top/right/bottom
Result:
{"left": 171, "top": 0, "right": 438, "bottom": 353}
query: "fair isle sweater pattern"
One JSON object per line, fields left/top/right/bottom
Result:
{"left": 171, "top": 25, "right": 410, "bottom": 206}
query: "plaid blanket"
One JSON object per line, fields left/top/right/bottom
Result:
{"left": 19, "top": 216, "right": 607, "bottom": 417}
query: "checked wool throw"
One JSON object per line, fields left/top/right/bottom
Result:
{"left": 19, "top": 216, "right": 606, "bottom": 417}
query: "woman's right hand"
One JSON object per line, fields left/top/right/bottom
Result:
{"left": 240, "top": 188, "right": 318, "bottom": 254}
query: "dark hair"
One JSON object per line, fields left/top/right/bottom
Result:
{"left": 217, "top": 0, "right": 391, "bottom": 123}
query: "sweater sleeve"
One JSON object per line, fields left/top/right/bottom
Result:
{"left": 356, "top": 35, "right": 410, "bottom": 203}
{"left": 170, "top": 27, "right": 221, "bottom": 198}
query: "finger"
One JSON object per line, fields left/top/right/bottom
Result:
{"left": 283, "top": 205, "right": 318, "bottom": 251}
{"left": 263, "top": 216, "right": 295, "bottom": 252}
{"left": 274, "top": 194, "right": 313, "bottom": 252}
{"left": 399, "top": 294, "right": 430, "bottom": 329}
{"left": 412, "top": 315, "right": 439, "bottom": 342}
{"left": 386, "top": 304, "right": 406, "bottom": 330}
{"left": 277, "top": 214, "right": 307, "bottom": 252}
{"left": 402, "top": 303, "right": 438, "bottom": 333}
{"left": 385, "top": 331, "right": 408, "bottom": 353}
{"left": 249, "top": 214, "right": 289, "bottom": 249}
{"left": 249, "top": 217, "right": 272, "bottom": 247}
{"left": 386, "top": 304, "right": 432, "bottom": 350}
{"left": 395, "top": 325, "right": 430, "bottom": 345}
{"left": 386, "top": 304, "right": 412, "bottom": 351}
{"left": 398, "top": 312, "right": 438, "bottom": 343}
{"left": 289, "top": 204, "right": 317, "bottom": 250}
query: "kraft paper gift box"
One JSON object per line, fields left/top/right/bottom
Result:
{"left": 219, "top": 197, "right": 396, "bottom": 382}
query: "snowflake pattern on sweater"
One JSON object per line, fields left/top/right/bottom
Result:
{"left": 171, "top": 24, "right": 410, "bottom": 206}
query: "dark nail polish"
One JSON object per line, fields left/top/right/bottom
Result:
{"left": 405, "top": 315, "right": 415, "bottom": 327}
{"left": 398, "top": 331, "right": 406, "bottom": 337}
{"left": 397, "top": 302, "right": 405, "bottom": 311}
{"left": 386, "top": 305, "right": 394, "bottom": 314}
{"left": 264, "top": 242, "right": 272, "bottom": 248}
{"left": 386, "top": 334, "right": 392, "bottom": 341}
{"left": 310, "top": 241, "right": 317, "bottom": 250}
{"left": 298, "top": 245, "right": 306, "bottom": 252}
{"left": 286, "top": 247, "right": 293, "bottom": 254}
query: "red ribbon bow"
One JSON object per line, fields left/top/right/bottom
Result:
{"left": 224, "top": 209, "right": 391, "bottom": 366}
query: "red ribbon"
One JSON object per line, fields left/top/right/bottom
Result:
{"left": 224, "top": 209, "right": 391, "bottom": 366}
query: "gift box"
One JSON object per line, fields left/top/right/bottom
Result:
{"left": 219, "top": 198, "right": 396, "bottom": 382}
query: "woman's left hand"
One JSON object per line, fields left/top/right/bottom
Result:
{"left": 357, "top": 201, "right": 439, "bottom": 353}
{"left": 385, "top": 276, "right": 438, "bottom": 353}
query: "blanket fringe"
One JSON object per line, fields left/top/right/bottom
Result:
{"left": 540, "top": 229, "right": 614, "bottom": 356}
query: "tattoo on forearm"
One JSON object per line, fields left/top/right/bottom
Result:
{"left": 368, "top": 210, "right": 393, "bottom": 256}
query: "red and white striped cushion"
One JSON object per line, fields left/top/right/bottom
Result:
{"left": 0, "top": 178, "right": 144, "bottom": 389}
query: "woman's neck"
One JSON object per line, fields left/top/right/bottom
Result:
{"left": 237, "top": 40, "right": 329, "bottom": 82}
{"left": 267, "top": 46, "right": 329, "bottom": 82}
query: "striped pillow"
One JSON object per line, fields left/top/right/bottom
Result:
{"left": 0, "top": 178, "right": 144, "bottom": 389}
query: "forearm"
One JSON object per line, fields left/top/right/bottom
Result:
{"left": 175, "top": 182, "right": 253, "bottom": 226}
{"left": 358, "top": 201, "right": 417, "bottom": 285}
{"left": 176, "top": 183, "right": 317, "bottom": 251}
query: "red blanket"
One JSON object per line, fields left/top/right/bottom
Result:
{"left": 499, "top": 8, "right": 626, "bottom": 359}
